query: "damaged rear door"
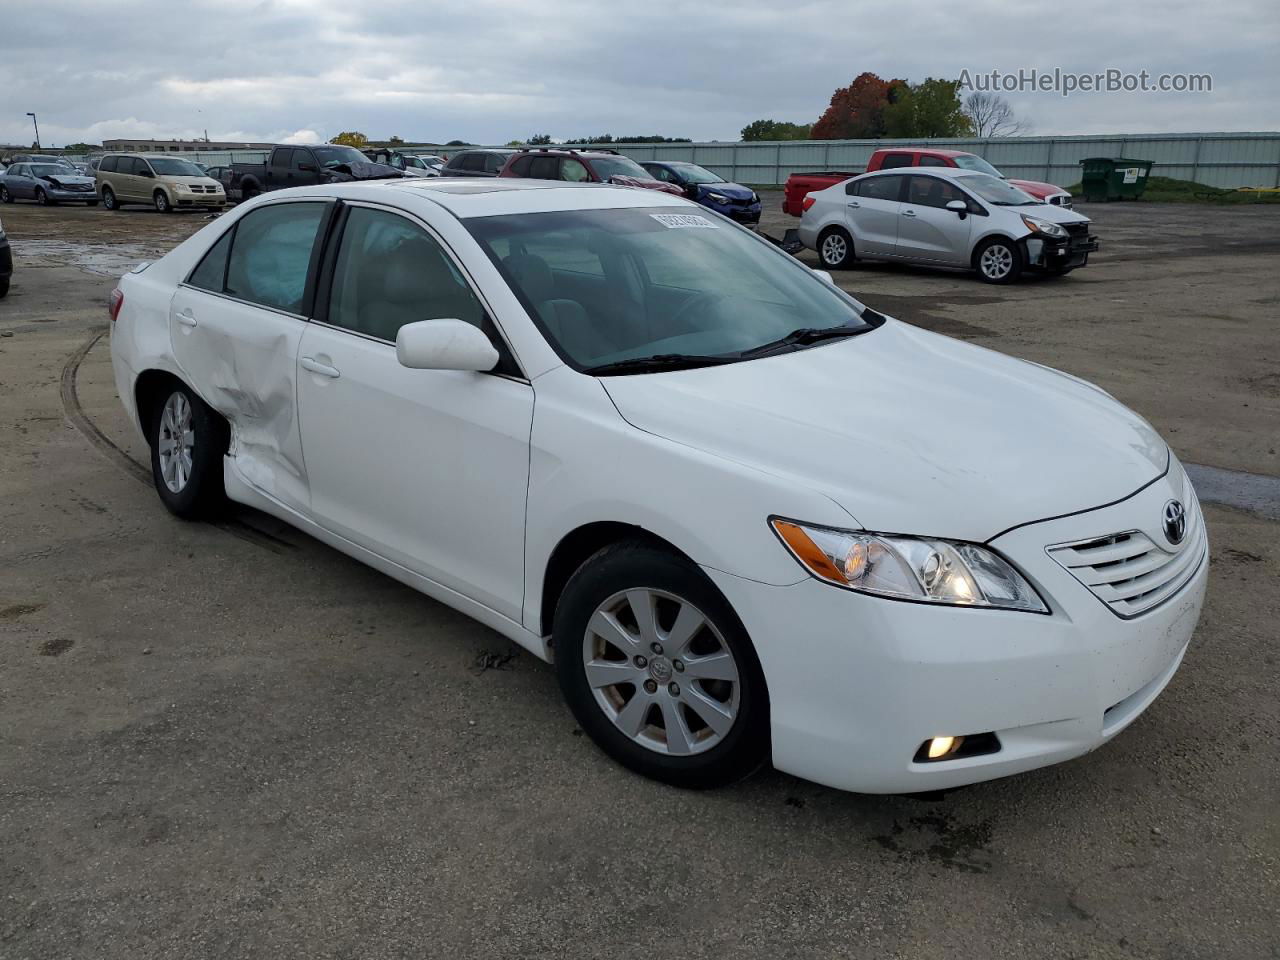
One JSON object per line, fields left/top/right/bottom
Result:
{"left": 169, "top": 198, "right": 335, "bottom": 511}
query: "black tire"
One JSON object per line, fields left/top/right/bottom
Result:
{"left": 0, "top": 277, "right": 9, "bottom": 298}
{"left": 35, "top": 188, "right": 49, "bottom": 206}
{"left": 147, "top": 382, "right": 228, "bottom": 519}
{"left": 153, "top": 190, "right": 172, "bottom": 214}
{"left": 101, "top": 186, "right": 118, "bottom": 210}
{"left": 554, "top": 542, "right": 770, "bottom": 789}
{"left": 240, "top": 184, "right": 259, "bottom": 202}
{"left": 974, "top": 236, "right": 1024, "bottom": 284}
{"left": 0, "top": 186, "right": 12, "bottom": 204}
{"left": 817, "top": 226, "right": 855, "bottom": 269}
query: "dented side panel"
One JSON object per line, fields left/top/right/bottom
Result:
{"left": 168, "top": 286, "right": 310, "bottom": 511}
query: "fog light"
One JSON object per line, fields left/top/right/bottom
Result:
{"left": 927, "top": 736, "right": 960, "bottom": 759}
{"left": 913, "top": 732, "right": 1001, "bottom": 764}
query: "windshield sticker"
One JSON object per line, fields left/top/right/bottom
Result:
{"left": 650, "top": 213, "right": 718, "bottom": 229}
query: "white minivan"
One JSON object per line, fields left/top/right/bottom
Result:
{"left": 109, "top": 178, "right": 1203, "bottom": 794}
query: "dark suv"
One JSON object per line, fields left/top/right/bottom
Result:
{"left": 498, "top": 148, "right": 682, "bottom": 194}
{"left": 439, "top": 149, "right": 516, "bottom": 178}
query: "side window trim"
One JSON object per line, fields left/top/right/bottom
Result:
{"left": 312, "top": 199, "right": 525, "bottom": 378}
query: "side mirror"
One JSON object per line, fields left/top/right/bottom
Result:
{"left": 140, "top": 169, "right": 155, "bottom": 179}
{"left": 396, "top": 319, "right": 499, "bottom": 372}
{"left": 812, "top": 268, "right": 837, "bottom": 285}
{"left": 946, "top": 199, "right": 968, "bottom": 216}
{"left": 684, "top": 183, "right": 698, "bottom": 199}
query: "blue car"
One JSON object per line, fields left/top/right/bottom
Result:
{"left": 641, "top": 161, "right": 761, "bottom": 226}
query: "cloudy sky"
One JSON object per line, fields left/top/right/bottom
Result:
{"left": 3, "top": 0, "right": 1276, "bottom": 147}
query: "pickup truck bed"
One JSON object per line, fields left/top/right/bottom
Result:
{"left": 782, "top": 171, "right": 860, "bottom": 215}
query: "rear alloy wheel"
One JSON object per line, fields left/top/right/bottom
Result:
{"left": 153, "top": 190, "right": 172, "bottom": 214}
{"left": 555, "top": 543, "right": 769, "bottom": 788}
{"left": 818, "top": 227, "right": 855, "bottom": 269}
{"left": 975, "top": 237, "right": 1023, "bottom": 284}
{"left": 102, "top": 187, "right": 118, "bottom": 210}
{"left": 149, "top": 384, "right": 227, "bottom": 519}
{"left": 0, "top": 186, "right": 12, "bottom": 204}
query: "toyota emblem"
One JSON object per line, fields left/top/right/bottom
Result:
{"left": 1162, "top": 500, "right": 1187, "bottom": 545}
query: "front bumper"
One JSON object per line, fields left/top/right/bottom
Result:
{"left": 1025, "top": 229, "right": 1099, "bottom": 270}
{"left": 704, "top": 199, "right": 762, "bottom": 224}
{"left": 46, "top": 187, "right": 98, "bottom": 201}
{"left": 705, "top": 467, "right": 1207, "bottom": 794}
{"left": 173, "top": 191, "right": 226, "bottom": 208}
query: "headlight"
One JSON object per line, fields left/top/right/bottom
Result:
{"left": 1020, "top": 214, "right": 1067, "bottom": 238}
{"left": 706, "top": 192, "right": 730, "bottom": 204}
{"left": 174, "top": 183, "right": 189, "bottom": 191}
{"left": 771, "top": 519, "right": 1048, "bottom": 613}
{"left": 751, "top": 192, "right": 760, "bottom": 204}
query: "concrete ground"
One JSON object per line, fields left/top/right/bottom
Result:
{"left": 0, "top": 195, "right": 1277, "bottom": 959}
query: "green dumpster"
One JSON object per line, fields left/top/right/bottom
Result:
{"left": 1079, "top": 157, "right": 1154, "bottom": 201}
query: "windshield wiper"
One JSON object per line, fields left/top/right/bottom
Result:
{"left": 581, "top": 353, "right": 740, "bottom": 376}
{"left": 740, "top": 324, "right": 870, "bottom": 358}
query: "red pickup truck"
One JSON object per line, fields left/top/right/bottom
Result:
{"left": 782, "top": 147, "right": 1071, "bottom": 215}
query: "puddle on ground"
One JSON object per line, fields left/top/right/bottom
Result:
{"left": 12, "top": 239, "right": 165, "bottom": 277}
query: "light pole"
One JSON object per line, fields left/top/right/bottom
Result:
{"left": 26, "top": 112, "right": 41, "bottom": 149}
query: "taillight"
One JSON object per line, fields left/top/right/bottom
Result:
{"left": 109, "top": 288, "right": 124, "bottom": 323}
{"left": 801, "top": 196, "right": 816, "bottom": 213}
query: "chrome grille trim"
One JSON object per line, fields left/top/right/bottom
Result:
{"left": 1047, "top": 498, "right": 1205, "bottom": 619}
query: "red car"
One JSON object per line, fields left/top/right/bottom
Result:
{"left": 783, "top": 147, "right": 1072, "bottom": 215}
{"left": 499, "top": 148, "right": 683, "bottom": 195}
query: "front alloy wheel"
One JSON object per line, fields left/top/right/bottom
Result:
{"left": 976, "top": 238, "right": 1022, "bottom": 284}
{"left": 583, "top": 588, "right": 741, "bottom": 757}
{"left": 555, "top": 543, "right": 769, "bottom": 788}
{"left": 154, "top": 191, "right": 171, "bottom": 214}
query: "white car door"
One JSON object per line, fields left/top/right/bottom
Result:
{"left": 844, "top": 174, "right": 905, "bottom": 256}
{"left": 893, "top": 175, "right": 975, "bottom": 264}
{"left": 168, "top": 198, "right": 333, "bottom": 510}
{"left": 295, "top": 203, "right": 533, "bottom": 622}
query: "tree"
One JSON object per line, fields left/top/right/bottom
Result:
{"left": 388, "top": 135, "right": 405, "bottom": 145}
{"left": 527, "top": 134, "right": 552, "bottom": 145}
{"left": 811, "top": 73, "right": 906, "bottom": 139}
{"left": 962, "top": 92, "right": 1030, "bottom": 138}
{"left": 740, "top": 119, "right": 811, "bottom": 141}
{"left": 883, "top": 78, "right": 973, "bottom": 138}
{"left": 330, "top": 131, "right": 369, "bottom": 147}
{"left": 445, "top": 140, "right": 473, "bottom": 146}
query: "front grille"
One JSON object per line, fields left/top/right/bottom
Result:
{"left": 1047, "top": 499, "right": 1205, "bottom": 618}
{"left": 188, "top": 184, "right": 209, "bottom": 193}
{"left": 1049, "top": 195, "right": 1072, "bottom": 207}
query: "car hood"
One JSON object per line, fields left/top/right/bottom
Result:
{"left": 696, "top": 182, "right": 756, "bottom": 201}
{"left": 1010, "top": 178, "right": 1069, "bottom": 199}
{"left": 1005, "top": 202, "right": 1090, "bottom": 225}
{"left": 600, "top": 320, "right": 1166, "bottom": 542}
{"left": 327, "top": 160, "right": 406, "bottom": 181}
{"left": 609, "top": 175, "right": 684, "bottom": 195}
{"left": 166, "top": 176, "right": 222, "bottom": 186}
{"left": 39, "top": 173, "right": 94, "bottom": 186}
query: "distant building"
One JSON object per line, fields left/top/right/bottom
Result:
{"left": 102, "top": 138, "right": 277, "bottom": 153}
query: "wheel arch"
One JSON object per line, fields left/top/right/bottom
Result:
{"left": 133, "top": 369, "right": 228, "bottom": 452}
{"left": 970, "top": 232, "right": 1020, "bottom": 269}
{"left": 539, "top": 521, "right": 700, "bottom": 638}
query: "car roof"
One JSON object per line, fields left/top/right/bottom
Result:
{"left": 876, "top": 147, "right": 972, "bottom": 158}
{"left": 861, "top": 166, "right": 984, "bottom": 180}
{"left": 278, "top": 177, "right": 691, "bottom": 219}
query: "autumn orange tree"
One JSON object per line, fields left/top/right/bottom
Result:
{"left": 810, "top": 72, "right": 908, "bottom": 140}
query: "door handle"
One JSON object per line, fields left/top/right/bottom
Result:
{"left": 901, "top": 209, "right": 917, "bottom": 217}
{"left": 846, "top": 201, "right": 860, "bottom": 208}
{"left": 176, "top": 309, "right": 197, "bottom": 328}
{"left": 301, "top": 357, "right": 341, "bottom": 379}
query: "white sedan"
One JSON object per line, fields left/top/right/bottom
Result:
{"left": 109, "top": 178, "right": 1206, "bottom": 793}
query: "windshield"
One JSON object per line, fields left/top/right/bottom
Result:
{"left": 467, "top": 207, "right": 872, "bottom": 370}
{"left": 589, "top": 156, "right": 656, "bottom": 181}
{"left": 671, "top": 163, "right": 725, "bottom": 184}
{"left": 957, "top": 173, "right": 1038, "bottom": 205}
{"left": 311, "top": 145, "right": 369, "bottom": 168}
{"left": 31, "top": 164, "right": 77, "bottom": 177}
{"left": 952, "top": 154, "right": 1003, "bottom": 177}
{"left": 147, "top": 157, "right": 206, "bottom": 177}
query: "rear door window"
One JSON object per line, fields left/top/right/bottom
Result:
{"left": 528, "top": 156, "right": 558, "bottom": 180}
{"left": 918, "top": 155, "right": 948, "bottom": 167}
{"left": 484, "top": 153, "right": 507, "bottom": 173}
{"left": 224, "top": 202, "right": 328, "bottom": 314}
{"left": 507, "top": 155, "right": 533, "bottom": 177}
{"left": 459, "top": 153, "right": 484, "bottom": 172}
{"left": 878, "top": 153, "right": 914, "bottom": 169}
{"left": 854, "top": 175, "right": 904, "bottom": 201}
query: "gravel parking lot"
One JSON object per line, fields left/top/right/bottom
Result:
{"left": 1, "top": 194, "right": 1277, "bottom": 959}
